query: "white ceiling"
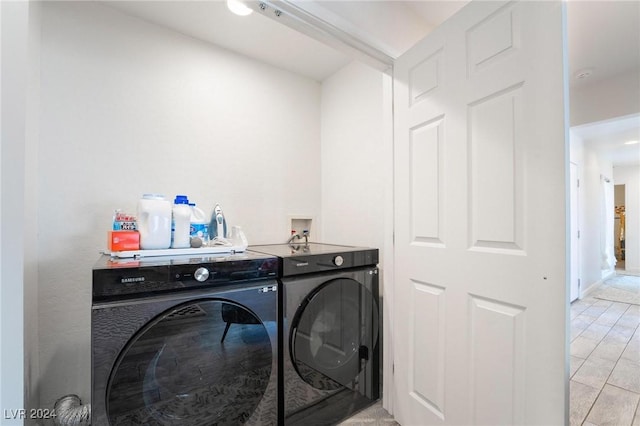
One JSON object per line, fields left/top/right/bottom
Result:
{"left": 567, "top": 0, "right": 640, "bottom": 88}
{"left": 101, "top": 0, "right": 639, "bottom": 166}
{"left": 101, "top": 0, "right": 351, "bottom": 81}
{"left": 567, "top": 0, "right": 640, "bottom": 166}
{"left": 573, "top": 114, "right": 640, "bottom": 167}
{"left": 101, "top": 0, "right": 472, "bottom": 80}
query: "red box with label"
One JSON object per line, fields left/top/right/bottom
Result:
{"left": 108, "top": 231, "right": 140, "bottom": 251}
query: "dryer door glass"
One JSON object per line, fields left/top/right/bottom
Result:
{"left": 106, "top": 299, "right": 272, "bottom": 425}
{"left": 290, "top": 278, "right": 379, "bottom": 390}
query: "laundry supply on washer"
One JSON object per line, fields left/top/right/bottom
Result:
{"left": 107, "top": 197, "right": 250, "bottom": 253}
{"left": 137, "top": 194, "right": 172, "bottom": 249}
{"left": 209, "top": 203, "right": 228, "bottom": 240}
{"left": 189, "top": 203, "right": 209, "bottom": 241}
{"left": 171, "top": 195, "right": 191, "bottom": 249}
{"left": 228, "top": 225, "right": 248, "bottom": 250}
{"left": 110, "top": 210, "right": 140, "bottom": 251}
{"left": 107, "top": 230, "right": 139, "bottom": 251}
{"left": 112, "top": 210, "right": 137, "bottom": 231}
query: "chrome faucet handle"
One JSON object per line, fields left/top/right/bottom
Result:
{"left": 287, "top": 233, "right": 301, "bottom": 244}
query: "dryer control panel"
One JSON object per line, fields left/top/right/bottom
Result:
{"left": 249, "top": 243, "right": 378, "bottom": 277}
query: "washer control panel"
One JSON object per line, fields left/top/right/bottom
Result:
{"left": 93, "top": 253, "right": 279, "bottom": 301}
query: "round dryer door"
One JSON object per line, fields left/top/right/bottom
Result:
{"left": 106, "top": 299, "right": 272, "bottom": 425}
{"left": 290, "top": 277, "right": 379, "bottom": 390}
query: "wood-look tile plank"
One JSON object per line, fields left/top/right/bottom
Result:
{"left": 609, "top": 358, "right": 640, "bottom": 394}
{"left": 590, "top": 340, "right": 627, "bottom": 362}
{"left": 572, "top": 356, "right": 617, "bottom": 390}
{"left": 581, "top": 323, "right": 613, "bottom": 341}
{"left": 571, "top": 356, "right": 586, "bottom": 378}
{"left": 571, "top": 336, "right": 602, "bottom": 359}
{"left": 570, "top": 380, "right": 600, "bottom": 426}
{"left": 585, "top": 384, "right": 640, "bottom": 426}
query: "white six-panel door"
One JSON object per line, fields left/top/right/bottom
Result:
{"left": 393, "top": 1, "right": 568, "bottom": 424}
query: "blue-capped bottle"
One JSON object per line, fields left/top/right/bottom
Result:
{"left": 171, "top": 195, "right": 191, "bottom": 249}
{"left": 189, "top": 203, "right": 209, "bottom": 242}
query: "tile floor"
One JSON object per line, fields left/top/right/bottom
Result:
{"left": 570, "top": 272, "right": 640, "bottom": 426}
{"left": 338, "top": 401, "right": 399, "bottom": 425}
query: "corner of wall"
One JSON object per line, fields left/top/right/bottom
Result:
{"left": 25, "top": 0, "right": 42, "bottom": 416}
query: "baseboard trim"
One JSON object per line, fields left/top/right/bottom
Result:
{"left": 617, "top": 268, "right": 640, "bottom": 277}
{"left": 580, "top": 279, "right": 604, "bottom": 299}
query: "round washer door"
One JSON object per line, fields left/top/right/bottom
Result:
{"left": 290, "top": 277, "right": 379, "bottom": 390}
{"left": 106, "top": 298, "right": 272, "bottom": 425}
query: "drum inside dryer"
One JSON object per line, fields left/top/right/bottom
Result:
{"left": 290, "top": 278, "right": 379, "bottom": 391}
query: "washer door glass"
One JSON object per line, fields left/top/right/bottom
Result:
{"left": 290, "top": 278, "right": 379, "bottom": 390}
{"left": 106, "top": 299, "right": 272, "bottom": 425}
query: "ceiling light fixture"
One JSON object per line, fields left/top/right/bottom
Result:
{"left": 625, "top": 140, "right": 639, "bottom": 145}
{"left": 227, "top": 0, "right": 253, "bottom": 16}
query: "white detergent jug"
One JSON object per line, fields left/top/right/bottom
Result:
{"left": 171, "top": 195, "right": 191, "bottom": 249}
{"left": 137, "top": 194, "right": 171, "bottom": 250}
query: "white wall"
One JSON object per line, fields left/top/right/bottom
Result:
{"left": 37, "top": 1, "right": 321, "bottom": 408}
{"left": 613, "top": 165, "right": 640, "bottom": 273}
{"left": 319, "top": 60, "right": 393, "bottom": 408}
{"left": 570, "top": 132, "right": 615, "bottom": 296}
{"left": 569, "top": 68, "right": 640, "bottom": 293}
{"left": 320, "top": 61, "right": 386, "bottom": 249}
{"left": 24, "top": 1, "right": 42, "bottom": 422}
{"left": 570, "top": 70, "right": 640, "bottom": 127}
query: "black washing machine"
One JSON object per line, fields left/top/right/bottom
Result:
{"left": 91, "top": 252, "right": 279, "bottom": 426}
{"left": 249, "top": 243, "right": 380, "bottom": 425}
